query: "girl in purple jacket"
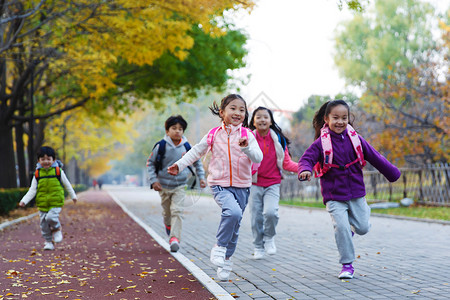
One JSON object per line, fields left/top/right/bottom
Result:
{"left": 249, "top": 107, "right": 298, "bottom": 260}
{"left": 298, "top": 100, "right": 401, "bottom": 280}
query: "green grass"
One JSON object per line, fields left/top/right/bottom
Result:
{"left": 370, "top": 205, "right": 450, "bottom": 221}
{"left": 280, "top": 200, "right": 450, "bottom": 221}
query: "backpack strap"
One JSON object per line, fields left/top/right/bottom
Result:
{"left": 313, "top": 124, "right": 365, "bottom": 177}
{"left": 206, "top": 126, "right": 221, "bottom": 155}
{"left": 276, "top": 132, "right": 287, "bottom": 151}
{"left": 182, "top": 141, "right": 196, "bottom": 182}
{"left": 206, "top": 126, "right": 220, "bottom": 146}
{"left": 240, "top": 126, "right": 248, "bottom": 139}
{"left": 184, "top": 141, "right": 191, "bottom": 151}
{"left": 313, "top": 125, "right": 333, "bottom": 177}
{"left": 152, "top": 139, "right": 166, "bottom": 175}
{"left": 347, "top": 124, "right": 366, "bottom": 168}
{"left": 35, "top": 166, "right": 62, "bottom": 185}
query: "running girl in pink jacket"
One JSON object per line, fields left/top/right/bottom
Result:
{"left": 168, "top": 94, "right": 263, "bottom": 281}
{"left": 249, "top": 107, "right": 298, "bottom": 260}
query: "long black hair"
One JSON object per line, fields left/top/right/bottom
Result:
{"left": 249, "top": 106, "right": 291, "bottom": 146}
{"left": 312, "top": 100, "right": 353, "bottom": 139}
{"left": 209, "top": 94, "right": 249, "bottom": 127}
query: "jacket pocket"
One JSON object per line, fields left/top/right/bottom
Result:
{"left": 209, "top": 157, "right": 226, "bottom": 180}
{"left": 237, "top": 155, "right": 252, "bottom": 180}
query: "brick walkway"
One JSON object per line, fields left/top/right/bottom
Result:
{"left": 109, "top": 185, "right": 450, "bottom": 300}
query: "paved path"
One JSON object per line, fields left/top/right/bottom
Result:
{"left": 109, "top": 185, "right": 450, "bottom": 300}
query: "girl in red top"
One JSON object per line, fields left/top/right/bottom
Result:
{"left": 249, "top": 107, "right": 298, "bottom": 259}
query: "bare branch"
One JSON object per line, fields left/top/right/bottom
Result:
{"left": 0, "top": 0, "right": 46, "bottom": 25}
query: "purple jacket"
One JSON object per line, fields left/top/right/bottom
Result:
{"left": 298, "top": 128, "right": 401, "bottom": 204}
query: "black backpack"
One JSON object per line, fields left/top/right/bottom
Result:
{"left": 152, "top": 139, "right": 197, "bottom": 189}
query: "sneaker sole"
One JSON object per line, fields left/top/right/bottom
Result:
{"left": 170, "top": 243, "right": 179, "bottom": 252}
{"left": 338, "top": 273, "right": 354, "bottom": 279}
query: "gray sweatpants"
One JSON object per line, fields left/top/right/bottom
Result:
{"left": 326, "top": 197, "right": 371, "bottom": 264}
{"left": 211, "top": 185, "right": 250, "bottom": 258}
{"left": 250, "top": 184, "right": 280, "bottom": 249}
{"left": 39, "top": 207, "right": 62, "bottom": 242}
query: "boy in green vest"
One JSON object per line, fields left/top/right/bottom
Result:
{"left": 19, "top": 146, "right": 77, "bottom": 250}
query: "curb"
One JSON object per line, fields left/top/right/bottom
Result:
{"left": 107, "top": 190, "right": 234, "bottom": 300}
{"left": 0, "top": 212, "right": 39, "bottom": 231}
{"left": 282, "top": 204, "right": 450, "bottom": 225}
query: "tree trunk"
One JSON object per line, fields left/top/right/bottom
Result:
{"left": 15, "top": 123, "right": 28, "bottom": 187}
{"left": 27, "top": 120, "right": 35, "bottom": 182}
{"left": 0, "top": 123, "right": 17, "bottom": 188}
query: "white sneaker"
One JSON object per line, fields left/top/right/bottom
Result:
{"left": 52, "top": 228, "right": 63, "bottom": 243}
{"left": 253, "top": 248, "right": 265, "bottom": 260}
{"left": 210, "top": 245, "right": 226, "bottom": 267}
{"left": 264, "top": 237, "right": 276, "bottom": 255}
{"left": 44, "top": 241, "right": 54, "bottom": 250}
{"left": 217, "top": 259, "right": 233, "bottom": 281}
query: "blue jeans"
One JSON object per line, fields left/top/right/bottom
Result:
{"left": 211, "top": 185, "right": 250, "bottom": 258}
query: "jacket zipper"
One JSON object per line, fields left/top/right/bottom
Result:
{"left": 227, "top": 129, "right": 232, "bottom": 186}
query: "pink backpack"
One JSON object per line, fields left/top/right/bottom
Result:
{"left": 206, "top": 126, "right": 260, "bottom": 173}
{"left": 313, "top": 124, "right": 366, "bottom": 177}
{"left": 206, "top": 126, "right": 250, "bottom": 147}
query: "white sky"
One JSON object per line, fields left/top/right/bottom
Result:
{"left": 234, "top": 0, "right": 355, "bottom": 112}
{"left": 233, "top": 0, "right": 448, "bottom": 112}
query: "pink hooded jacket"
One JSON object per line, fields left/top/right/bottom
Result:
{"left": 175, "top": 123, "right": 263, "bottom": 188}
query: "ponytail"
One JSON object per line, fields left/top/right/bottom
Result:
{"left": 313, "top": 102, "right": 329, "bottom": 140}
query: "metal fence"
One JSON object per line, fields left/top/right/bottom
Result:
{"left": 280, "top": 163, "right": 450, "bottom": 206}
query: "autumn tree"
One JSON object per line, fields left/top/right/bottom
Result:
{"left": 0, "top": 0, "right": 255, "bottom": 188}
{"left": 0, "top": 0, "right": 376, "bottom": 188}
{"left": 334, "top": 0, "right": 448, "bottom": 165}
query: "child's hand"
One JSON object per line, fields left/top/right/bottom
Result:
{"left": 152, "top": 182, "right": 162, "bottom": 191}
{"left": 298, "top": 171, "right": 312, "bottom": 181}
{"left": 200, "top": 179, "right": 207, "bottom": 188}
{"left": 19, "top": 201, "right": 25, "bottom": 207}
{"left": 72, "top": 198, "right": 77, "bottom": 204}
{"left": 167, "top": 164, "right": 179, "bottom": 175}
{"left": 238, "top": 137, "right": 248, "bottom": 148}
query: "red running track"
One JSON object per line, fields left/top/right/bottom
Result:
{"left": 0, "top": 190, "right": 215, "bottom": 299}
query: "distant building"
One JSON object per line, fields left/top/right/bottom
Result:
{"left": 247, "top": 91, "right": 295, "bottom": 131}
